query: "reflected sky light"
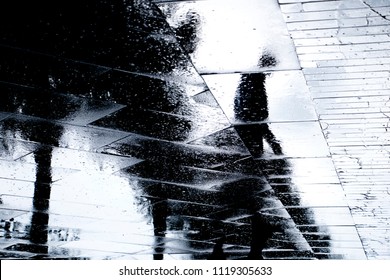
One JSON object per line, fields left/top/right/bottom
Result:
{"left": 159, "top": 0, "right": 301, "bottom": 73}
{"left": 203, "top": 71, "right": 318, "bottom": 124}
{"left": 1, "top": 0, "right": 381, "bottom": 260}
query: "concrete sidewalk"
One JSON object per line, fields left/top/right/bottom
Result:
{"left": 0, "top": 0, "right": 389, "bottom": 260}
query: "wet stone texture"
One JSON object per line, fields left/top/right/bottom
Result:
{"left": 279, "top": 0, "right": 390, "bottom": 259}
{"left": 0, "top": 0, "right": 388, "bottom": 260}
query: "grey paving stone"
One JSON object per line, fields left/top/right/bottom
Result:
{"left": 283, "top": 0, "right": 390, "bottom": 260}
{"left": 1, "top": 0, "right": 389, "bottom": 260}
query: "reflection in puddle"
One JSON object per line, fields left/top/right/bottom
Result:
{"left": 0, "top": 0, "right": 369, "bottom": 260}
{"left": 203, "top": 71, "right": 318, "bottom": 124}
{"left": 159, "top": 0, "right": 300, "bottom": 73}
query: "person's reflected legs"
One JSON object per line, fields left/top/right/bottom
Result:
{"left": 208, "top": 236, "right": 227, "bottom": 260}
{"left": 248, "top": 213, "right": 273, "bottom": 260}
{"left": 235, "top": 123, "right": 283, "bottom": 158}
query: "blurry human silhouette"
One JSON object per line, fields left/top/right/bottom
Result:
{"left": 233, "top": 52, "right": 283, "bottom": 158}
{"left": 234, "top": 72, "right": 283, "bottom": 158}
{"left": 1, "top": 1, "right": 201, "bottom": 260}
{"left": 234, "top": 73, "right": 269, "bottom": 122}
{"left": 231, "top": 53, "right": 330, "bottom": 259}
{"left": 230, "top": 55, "right": 281, "bottom": 259}
{"left": 0, "top": 1, "right": 331, "bottom": 260}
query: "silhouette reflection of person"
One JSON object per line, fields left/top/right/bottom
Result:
{"left": 234, "top": 73, "right": 268, "bottom": 122}
{"left": 229, "top": 54, "right": 282, "bottom": 259}
{"left": 234, "top": 71, "right": 282, "bottom": 158}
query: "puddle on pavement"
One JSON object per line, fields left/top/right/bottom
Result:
{"left": 203, "top": 71, "right": 318, "bottom": 124}
{"left": 158, "top": 0, "right": 300, "bottom": 73}
{"left": 0, "top": 0, "right": 370, "bottom": 260}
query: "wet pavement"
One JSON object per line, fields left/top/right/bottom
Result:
{"left": 0, "top": 0, "right": 389, "bottom": 260}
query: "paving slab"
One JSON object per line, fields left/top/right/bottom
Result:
{"left": 1, "top": 0, "right": 388, "bottom": 260}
